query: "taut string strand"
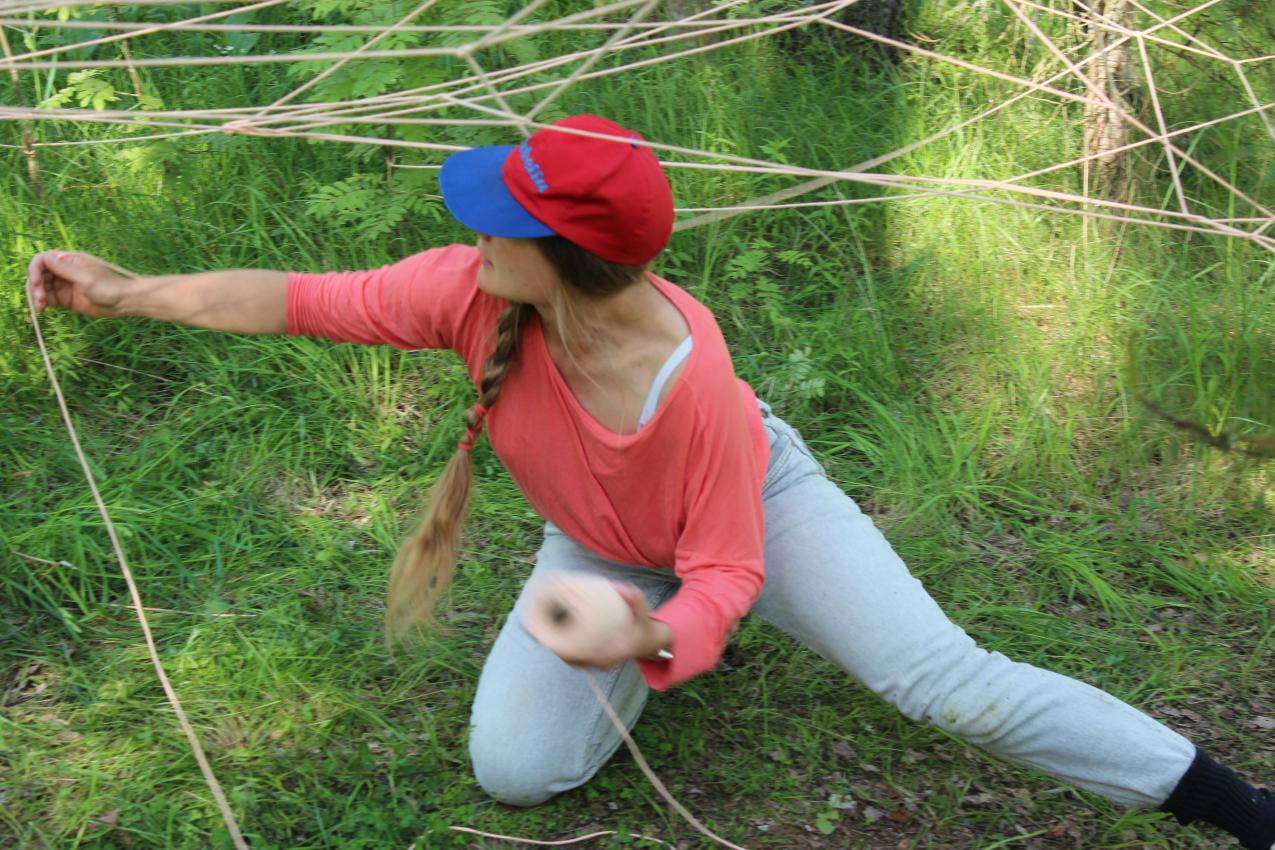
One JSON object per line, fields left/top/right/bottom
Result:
{"left": 582, "top": 672, "right": 753, "bottom": 850}
{"left": 26, "top": 285, "right": 251, "bottom": 850}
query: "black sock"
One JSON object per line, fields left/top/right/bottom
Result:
{"left": 1160, "top": 748, "right": 1275, "bottom": 850}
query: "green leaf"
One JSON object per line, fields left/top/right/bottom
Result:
{"left": 726, "top": 248, "right": 768, "bottom": 282}
{"left": 39, "top": 69, "right": 120, "bottom": 111}
{"left": 81, "top": 77, "right": 119, "bottom": 112}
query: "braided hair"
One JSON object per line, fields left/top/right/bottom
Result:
{"left": 385, "top": 237, "right": 646, "bottom": 638}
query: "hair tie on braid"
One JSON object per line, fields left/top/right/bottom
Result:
{"left": 458, "top": 403, "right": 490, "bottom": 453}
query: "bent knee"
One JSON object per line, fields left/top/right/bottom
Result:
{"left": 473, "top": 768, "right": 557, "bottom": 807}
{"left": 470, "top": 749, "right": 559, "bottom": 806}
{"left": 469, "top": 730, "right": 583, "bottom": 807}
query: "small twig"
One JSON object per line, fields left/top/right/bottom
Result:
{"left": 1138, "top": 395, "right": 1275, "bottom": 458}
{"left": 13, "top": 550, "right": 74, "bottom": 569}
{"left": 1125, "top": 339, "right": 1275, "bottom": 459}
{"left": 448, "top": 827, "right": 672, "bottom": 847}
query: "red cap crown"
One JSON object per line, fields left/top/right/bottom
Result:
{"left": 501, "top": 115, "right": 674, "bottom": 266}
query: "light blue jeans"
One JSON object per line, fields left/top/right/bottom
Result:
{"left": 468, "top": 403, "right": 1195, "bottom": 808}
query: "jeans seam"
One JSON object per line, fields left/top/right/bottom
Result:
{"left": 763, "top": 433, "right": 794, "bottom": 492}
{"left": 789, "top": 435, "right": 824, "bottom": 474}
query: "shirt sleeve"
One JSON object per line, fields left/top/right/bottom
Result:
{"left": 286, "top": 244, "right": 486, "bottom": 353}
{"left": 638, "top": 390, "right": 766, "bottom": 690}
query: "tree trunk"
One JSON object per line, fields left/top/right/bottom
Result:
{"left": 1080, "top": 0, "right": 1135, "bottom": 197}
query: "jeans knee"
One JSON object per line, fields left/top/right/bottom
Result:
{"left": 919, "top": 680, "right": 1017, "bottom": 742}
{"left": 473, "top": 770, "right": 557, "bottom": 807}
{"left": 880, "top": 638, "right": 1025, "bottom": 744}
{"left": 470, "top": 723, "right": 591, "bottom": 807}
{"left": 470, "top": 741, "right": 558, "bottom": 807}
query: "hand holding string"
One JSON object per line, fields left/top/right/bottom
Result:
{"left": 27, "top": 251, "right": 136, "bottom": 318}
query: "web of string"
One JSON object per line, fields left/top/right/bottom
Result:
{"left": 0, "top": 0, "right": 1272, "bottom": 241}
{"left": 11, "top": 1, "right": 1275, "bottom": 847}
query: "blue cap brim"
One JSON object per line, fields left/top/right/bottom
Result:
{"left": 440, "top": 144, "right": 555, "bottom": 238}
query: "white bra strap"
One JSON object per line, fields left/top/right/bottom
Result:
{"left": 638, "top": 335, "right": 693, "bottom": 429}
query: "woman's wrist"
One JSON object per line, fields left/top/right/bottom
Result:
{"left": 638, "top": 618, "right": 672, "bottom": 661}
{"left": 124, "top": 274, "right": 208, "bottom": 323}
{"left": 113, "top": 275, "right": 159, "bottom": 318}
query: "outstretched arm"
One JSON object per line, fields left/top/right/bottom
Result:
{"left": 27, "top": 251, "right": 288, "bottom": 335}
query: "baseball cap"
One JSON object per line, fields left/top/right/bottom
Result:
{"left": 439, "top": 115, "right": 674, "bottom": 266}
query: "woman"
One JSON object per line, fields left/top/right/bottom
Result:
{"left": 28, "top": 114, "right": 1274, "bottom": 848}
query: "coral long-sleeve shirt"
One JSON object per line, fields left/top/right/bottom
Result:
{"left": 287, "top": 244, "right": 768, "bottom": 689}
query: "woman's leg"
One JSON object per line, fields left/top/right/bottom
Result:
{"left": 751, "top": 407, "right": 1197, "bottom": 809}
{"left": 468, "top": 523, "right": 681, "bottom": 806}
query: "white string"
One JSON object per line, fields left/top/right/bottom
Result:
{"left": 0, "top": 0, "right": 292, "bottom": 67}
{"left": 1006, "top": 101, "right": 1273, "bottom": 183}
{"left": 193, "top": 0, "right": 689, "bottom": 131}
{"left": 675, "top": 0, "right": 1253, "bottom": 231}
{"left": 524, "top": 0, "right": 661, "bottom": 122}
{"left": 1000, "top": 0, "right": 1204, "bottom": 225}
{"left": 1009, "top": 0, "right": 1230, "bottom": 63}
{"left": 1135, "top": 36, "right": 1189, "bottom": 216}
{"left": 583, "top": 672, "right": 753, "bottom": 850}
{"left": 258, "top": 0, "right": 442, "bottom": 113}
{"left": 1121, "top": 0, "right": 1275, "bottom": 142}
{"left": 257, "top": 2, "right": 799, "bottom": 132}
{"left": 26, "top": 286, "right": 250, "bottom": 850}
{"left": 817, "top": 5, "right": 1274, "bottom": 229}
{"left": 0, "top": 17, "right": 753, "bottom": 35}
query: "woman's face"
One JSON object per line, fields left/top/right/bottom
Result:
{"left": 475, "top": 234, "right": 561, "bottom": 305}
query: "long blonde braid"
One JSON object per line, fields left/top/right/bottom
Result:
{"left": 386, "top": 300, "right": 534, "bottom": 637}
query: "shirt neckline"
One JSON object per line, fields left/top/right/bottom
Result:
{"left": 530, "top": 274, "right": 698, "bottom": 442}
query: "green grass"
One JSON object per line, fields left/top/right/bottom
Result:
{"left": 2, "top": 2, "right": 1274, "bottom": 848}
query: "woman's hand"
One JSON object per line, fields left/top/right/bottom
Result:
{"left": 27, "top": 251, "right": 134, "bottom": 318}
{"left": 553, "top": 582, "right": 672, "bottom": 669}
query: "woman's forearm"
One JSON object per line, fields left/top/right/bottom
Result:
{"left": 119, "top": 270, "right": 289, "bottom": 334}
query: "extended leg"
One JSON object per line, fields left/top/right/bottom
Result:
{"left": 752, "top": 411, "right": 1196, "bottom": 809}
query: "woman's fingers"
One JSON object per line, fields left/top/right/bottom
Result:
{"left": 26, "top": 252, "right": 52, "bottom": 310}
{"left": 27, "top": 252, "right": 75, "bottom": 311}
{"left": 26, "top": 250, "right": 128, "bottom": 316}
{"left": 612, "top": 581, "right": 650, "bottom": 618}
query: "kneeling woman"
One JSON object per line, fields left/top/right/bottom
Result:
{"left": 27, "top": 115, "right": 1274, "bottom": 849}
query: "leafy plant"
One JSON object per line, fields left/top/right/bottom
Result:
{"left": 304, "top": 172, "right": 439, "bottom": 242}
{"left": 39, "top": 69, "right": 120, "bottom": 111}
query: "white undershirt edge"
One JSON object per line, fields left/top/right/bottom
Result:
{"left": 637, "top": 335, "right": 693, "bottom": 429}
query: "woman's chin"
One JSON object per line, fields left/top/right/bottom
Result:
{"left": 475, "top": 266, "right": 500, "bottom": 296}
